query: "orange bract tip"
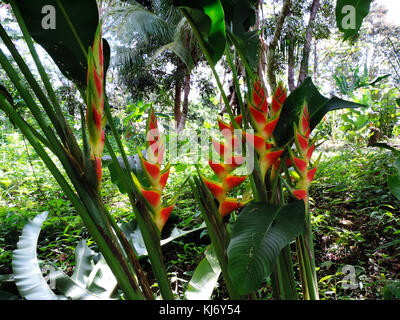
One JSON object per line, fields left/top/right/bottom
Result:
{"left": 141, "top": 189, "right": 161, "bottom": 208}
{"left": 219, "top": 199, "right": 246, "bottom": 217}
{"left": 249, "top": 105, "right": 267, "bottom": 127}
{"left": 261, "top": 117, "right": 279, "bottom": 140}
{"left": 142, "top": 158, "right": 160, "bottom": 182}
{"left": 293, "top": 189, "right": 307, "bottom": 201}
{"left": 292, "top": 156, "right": 308, "bottom": 176}
{"left": 202, "top": 177, "right": 225, "bottom": 202}
{"left": 159, "top": 168, "right": 170, "bottom": 191}
{"left": 223, "top": 175, "right": 247, "bottom": 191}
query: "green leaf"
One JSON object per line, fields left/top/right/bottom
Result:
{"left": 103, "top": 153, "right": 145, "bottom": 194}
{"left": 227, "top": 30, "right": 259, "bottom": 71}
{"left": 85, "top": 257, "right": 118, "bottom": 298}
{"left": 186, "top": 244, "right": 221, "bottom": 300}
{"left": 174, "top": 0, "right": 226, "bottom": 65}
{"left": 274, "top": 77, "right": 366, "bottom": 146}
{"left": 221, "top": 0, "right": 257, "bottom": 35}
{"left": 227, "top": 201, "right": 305, "bottom": 295}
{"left": 70, "top": 240, "right": 95, "bottom": 287}
{"left": 388, "top": 156, "right": 400, "bottom": 202}
{"left": 335, "top": 0, "right": 372, "bottom": 40}
{"left": 383, "top": 282, "right": 400, "bottom": 300}
{"left": 14, "top": 0, "right": 110, "bottom": 88}
{"left": 120, "top": 220, "right": 206, "bottom": 258}
{"left": 396, "top": 98, "right": 400, "bottom": 107}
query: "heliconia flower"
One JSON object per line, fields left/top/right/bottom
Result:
{"left": 289, "top": 103, "right": 321, "bottom": 202}
{"left": 86, "top": 23, "right": 106, "bottom": 187}
{"left": 243, "top": 79, "right": 287, "bottom": 181}
{"left": 219, "top": 198, "right": 247, "bottom": 218}
{"left": 202, "top": 114, "right": 248, "bottom": 217}
{"left": 132, "top": 109, "right": 178, "bottom": 232}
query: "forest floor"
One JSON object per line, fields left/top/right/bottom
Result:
{"left": 0, "top": 134, "right": 400, "bottom": 300}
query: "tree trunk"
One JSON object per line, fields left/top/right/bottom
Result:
{"left": 255, "top": 0, "right": 269, "bottom": 96}
{"left": 176, "top": 70, "right": 191, "bottom": 133}
{"left": 266, "top": 0, "right": 291, "bottom": 93}
{"left": 287, "top": 33, "right": 296, "bottom": 92}
{"left": 313, "top": 39, "right": 318, "bottom": 82}
{"left": 174, "top": 61, "right": 184, "bottom": 131}
{"left": 297, "top": 0, "right": 320, "bottom": 86}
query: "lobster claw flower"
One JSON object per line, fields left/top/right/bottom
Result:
{"left": 244, "top": 79, "right": 287, "bottom": 181}
{"left": 133, "top": 109, "right": 178, "bottom": 232}
{"left": 289, "top": 103, "right": 321, "bottom": 202}
{"left": 202, "top": 113, "right": 248, "bottom": 217}
{"left": 86, "top": 23, "right": 106, "bottom": 187}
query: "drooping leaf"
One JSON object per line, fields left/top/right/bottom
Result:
{"left": 70, "top": 240, "right": 95, "bottom": 288}
{"left": 13, "top": 0, "right": 110, "bottom": 88}
{"left": 85, "top": 256, "right": 117, "bottom": 298}
{"left": 120, "top": 220, "right": 206, "bottom": 258}
{"left": 174, "top": 0, "right": 226, "bottom": 65}
{"left": 12, "top": 212, "right": 65, "bottom": 300}
{"left": 335, "top": 0, "right": 372, "bottom": 40}
{"left": 12, "top": 213, "right": 117, "bottom": 300}
{"left": 103, "top": 152, "right": 146, "bottom": 194}
{"left": 221, "top": 0, "right": 257, "bottom": 35}
{"left": 227, "top": 201, "right": 305, "bottom": 295}
{"left": 52, "top": 267, "right": 103, "bottom": 300}
{"left": 221, "top": 0, "right": 259, "bottom": 71}
{"left": 185, "top": 245, "right": 221, "bottom": 300}
{"left": 274, "top": 77, "right": 366, "bottom": 146}
{"left": 227, "top": 30, "right": 259, "bottom": 71}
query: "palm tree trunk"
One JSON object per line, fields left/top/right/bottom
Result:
{"left": 177, "top": 70, "right": 191, "bottom": 133}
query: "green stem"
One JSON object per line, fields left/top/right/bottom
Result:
{"left": 225, "top": 45, "right": 248, "bottom": 127}
{"left": 103, "top": 128, "right": 173, "bottom": 300}
{"left": 295, "top": 198, "right": 319, "bottom": 300}
{"left": 190, "top": 178, "right": 240, "bottom": 299}
{"left": 0, "top": 95, "right": 143, "bottom": 300}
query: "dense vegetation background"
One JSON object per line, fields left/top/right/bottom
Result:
{"left": 1, "top": 0, "right": 400, "bottom": 300}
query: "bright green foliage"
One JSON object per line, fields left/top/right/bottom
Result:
{"left": 174, "top": 0, "right": 226, "bottom": 65}
{"left": 13, "top": 0, "right": 110, "bottom": 88}
{"left": 227, "top": 201, "right": 305, "bottom": 295}
{"left": 274, "top": 77, "right": 366, "bottom": 146}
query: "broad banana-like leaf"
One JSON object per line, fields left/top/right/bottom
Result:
{"left": 13, "top": 0, "right": 110, "bottom": 88}
{"left": 70, "top": 240, "right": 95, "bottom": 287}
{"left": 12, "top": 211, "right": 65, "bottom": 300}
{"left": 174, "top": 0, "right": 226, "bottom": 65}
{"left": 227, "top": 201, "right": 305, "bottom": 295}
{"left": 185, "top": 244, "right": 221, "bottom": 300}
{"left": 274, "top": 77, "right": 366, "bottom": 146}
{"left": 12, "top": 213, "right": 116, "bottom": 300}
{"left": 120, "top": 220, "right": 206, "bottom": 258}
{"left": 335, "top": 0, "right": 372, "bottom": 40}
{"left": 103, "top": 152, "right": 147, "bottom": 194}
{"left": 85, "top": 257, "right": 117, "bottom": 298}
{"left": 52, "top": 240, "right": 117, "bottom": 300}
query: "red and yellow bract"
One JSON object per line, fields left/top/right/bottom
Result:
{"left": 86, "top": 23, "right": 106, "bottom": 187}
